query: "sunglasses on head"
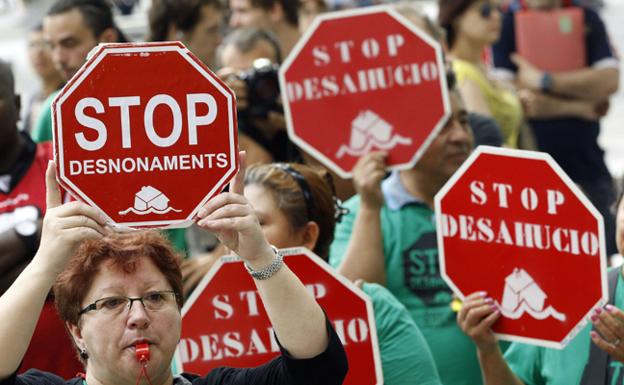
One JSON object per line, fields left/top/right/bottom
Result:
{"left": 478, "top": 2, "right": 500, "bottom": 18}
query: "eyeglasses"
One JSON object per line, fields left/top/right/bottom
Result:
{"left": 478, "top": 2, "right": 500, "bottom": 18}
{"left": 79, "top": 290, "right": 179, "bottom": 317}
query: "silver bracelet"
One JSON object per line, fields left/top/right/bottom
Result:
{"left": 244, "top": 246, "right": 284, "bottom": 280}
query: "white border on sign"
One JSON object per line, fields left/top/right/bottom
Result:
{"left": 173, "top": 247, "right": 384, "bottom": 385}
{"left": 53, "top": 42, "right": 238, "bottom": 229}
{"left": 278, "top": 6, "right": 451, "bottom": 179}
{"left": 433, "top": 145, "right": 608, "bottom": 349}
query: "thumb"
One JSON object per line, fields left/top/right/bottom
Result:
{"left": 45, "top": 160, "right": 62, "bottom": 209}
{"left": 229, "top": 151, "right": 247, "bottom": 195}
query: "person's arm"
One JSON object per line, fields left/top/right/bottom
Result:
{"left": 457, "top": 292, "right": 525, "bottom": 385}
{"left": 549, "top": 68, "right": 618, "bottom": 101}
{"left": 335, "top": 152, "right": 387, "bottom": 285}
{"left": 0, "top": 162, "right": 107, "bottom": 379}
{"left": 196, "top": 152, "right": 329, "bottom": 359}
{"left": 512, "top": 53, "right": 619, "bottom": 102}
{"left": 518, "top": 89, "right": 603, "bottom": 120}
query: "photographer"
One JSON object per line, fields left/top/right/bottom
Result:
{"left": 218, "top": 27, "right": 301, "bottom": 165}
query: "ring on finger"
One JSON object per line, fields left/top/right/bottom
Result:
{"left": 613, "top": 338, "right": 621, "bottom": 346}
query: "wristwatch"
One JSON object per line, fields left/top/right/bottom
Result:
{"left": 540, "top": 72, "right": 554, "bottom": 93}
{"left": 15, "top": 219, "right": 39, "bottom": 257}
{"left": 245, "top": 246, "right": 284, "bottom": 280}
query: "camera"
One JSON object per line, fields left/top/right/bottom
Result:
{"left": 238, "top": 58, "right": 282, "bottom": 119}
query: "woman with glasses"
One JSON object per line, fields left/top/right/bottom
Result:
{"left": 439, "top": 0, "right": 524, "bottom": 148}
{"left": 0, "top": 157, "right": 347, "bottom": 385}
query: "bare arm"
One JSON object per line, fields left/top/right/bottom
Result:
{"left": 197, "top": 152, "right": 327, "bottom": 359}
{"left": 336, "top": 152, "right": 387, "bottom": 285}
{"left": 519, "top": 89, "right": 604, "bottom": 120}
{"left": 457, "top": 292, "right": 525, "bottom": 385}
{"left": 551, "top": 67, "right": 619, "bottom": 101}
{"left": 512, "top": 54, "right": 619, "bottom": 101}
{"left": 0, "top": 163, "right": 107, "bottom": 379}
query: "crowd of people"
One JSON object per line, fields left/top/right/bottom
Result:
{"left": 0, "top": 0, "right": 622, "bottom": 384}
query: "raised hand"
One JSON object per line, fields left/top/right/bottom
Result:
{"left": 34, "top": 161, "right": 108, "bottom": 275}
{"left": 352, "top": 151, "right": 388, "bottom": 210}
{"left": 457, "top": 291, "right": 501, "bottom": 352}
{"left": 590, "top": 305, "right": 624, "bottom": 363}
{"left": 510, "top": 53, "right": 543, "bottom": 91}
{"left": 195, "top": 152, "right": 273, "bottom": 263}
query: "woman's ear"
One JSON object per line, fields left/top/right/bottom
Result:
{"left": 301, "top": 221, "right": 320, "bottom": 251}
{"left": 67, "top": 321, "right": 85, "bottom": 351}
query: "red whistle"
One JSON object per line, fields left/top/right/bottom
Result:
{"left": 135, "top": 343, "right": 150, "bottom": 363}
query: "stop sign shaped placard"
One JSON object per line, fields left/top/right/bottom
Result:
{"left": 175, "top": 248, "right": 382, "bottom": 384}
{"left": 435, "top": 146, "right": 607, "bottom": 348}
{"left": 279, "top": 6, "right": 449, "bottom": 178}
{"left": 53, "top": 42, "right": 238, "bottom": 228}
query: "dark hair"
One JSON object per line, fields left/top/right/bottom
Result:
{"left": 54, "top": 231, "right": 184, "bottom": 330}
{"left": 438, "top": 0, "right": 476, "bottom": 49}
{"left": 148, "top": 0, "right": 223, "bottom": 42}
{"left": 0, "top": 59, "right": 15, "bottom": 96}
{"left": 250, "top": 0, "right": 299, "bottom": 27}
{"left": 244, "top": 163, "right": 336, "bottom": 260}
{"left": 221, "top": 27, "right": 282, "bottom": 64}
{"left": 47, "top": 0, "right": 129, "bottom": 42}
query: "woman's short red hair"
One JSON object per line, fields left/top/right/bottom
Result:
{"left": 54, "top": 230, "right": 184, "bottom": 327}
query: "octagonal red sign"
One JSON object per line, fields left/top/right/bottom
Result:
{"left": 174, "top": 248, "right": 382, "bottom": 385}
{"left": 435, "top": 146, "right": 607, "bottom": 348}
{"left": 279, "top": 6, "right": 449, "bottom": 178}
{"left": 52, "top": 42, "right": 238, "bottom": 228}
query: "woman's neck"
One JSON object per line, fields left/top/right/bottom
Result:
{"left": 84, "top": 367, "right": 174, "bottom": 385}
{"left": 450, "top": 36, "right": 487, "bottom": 66}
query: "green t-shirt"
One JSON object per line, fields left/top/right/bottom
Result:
{"left": 505, "top": 269, "right": 624, "bottom": 385}
{"left": 32, "top": 91, "right": 57, "bottom": 143}
{"left": 330, "top": 195, "right": 484, "bottom": 385}
{"left": 362, "top": 282, "right": 442, "bottom": 385}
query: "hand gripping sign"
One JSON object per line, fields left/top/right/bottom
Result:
{"left": 52, "top": 42, "right": 238, "bottom": 229}
{"left": 279, "top": 6, "right": 449, "bottom": 178}
{"left": 174, "top": 248, "right": 382, "bottom": 385}
{"left": 435, "top": 146, "right": 607, "bottom": 349}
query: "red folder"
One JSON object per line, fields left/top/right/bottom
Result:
{"left": 514, "top": 7, "right": 586, "bottom": 72}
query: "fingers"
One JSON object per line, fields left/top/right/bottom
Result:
{"left": 592, "top": 306, "right": 624, "bottom": 347}
{"left": 55, "top": 215, "right": 108, "bottom": 236}
{"left": 458, "top": 292, "right": 495, "bottom": 326}
{"left": 197, "top": 191, "right": 248, "bottom": 219}
{"left": 229, "top": 150, "right": 247, "bottom": 196}
{"left": 456, "top": 291, "right": 500, "bottom": 346}
{"left": 53, "top": 201, "right": 107, "bottom": 224}
{"left": 591, "top": 331, "right": 618, "bottom": 355}
{"left": 457, "top": 291, "right": 487, "bottom": 323}
{"left": 46, "top": 161, "right": 62, "bottom": 209}
{"left": 197, "top": 203, "right": 251, "bottom": 226}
